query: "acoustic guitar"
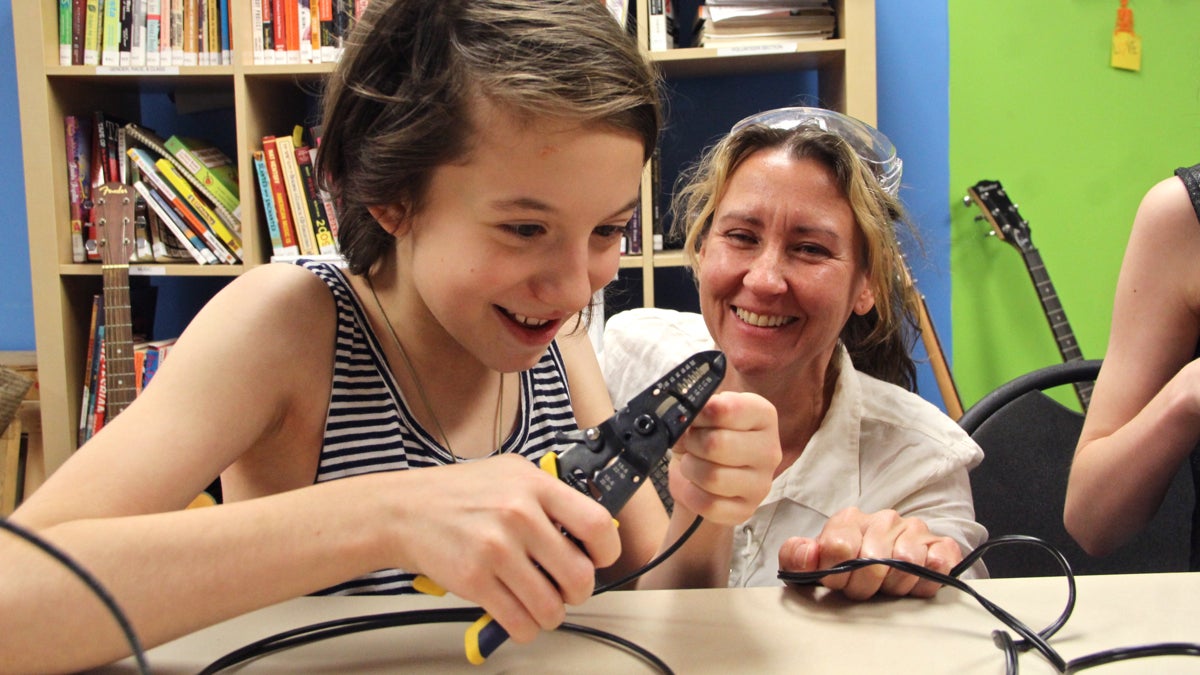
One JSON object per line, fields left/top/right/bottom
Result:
{"left": 966, "top": 179, "right": 1092, "bottom": 410}
{"left": 95, "top": 181, "right": 138, "bottom": 421}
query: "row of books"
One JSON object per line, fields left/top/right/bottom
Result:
{"left": 64, "top": 113, "right": 243, "bottom": 265}
{"left": 647, "top": 0, "right": 835, "bottom": 51}
{"left": 695, "top": 1, "right": 835, "bottom": 49}
{"left": 78, "top": 294, "right": 175, "bottom": 446}
{"left": 250, "top": 0, "right": 371, "bottom": 65}
{"left": 253, "top": 125, "right": 340, "bottom": 259}
{"left": 59, "top": 0, "right": 232, "bottom": 67}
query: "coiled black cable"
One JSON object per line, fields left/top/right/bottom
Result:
{"left": 198, "top": 515, "right": 706, "bottom": 674}
{"left": 0, "top": 517, "right": 150, "bottom": 675}
{"left": 779, "top": 534, "right": 1200, "bottom": 674}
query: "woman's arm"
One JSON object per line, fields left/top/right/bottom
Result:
{"left": 1065, "top": 176, "right": 1200, "bottom": 555}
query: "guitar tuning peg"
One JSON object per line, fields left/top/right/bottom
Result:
{"left": 962, "top": 195, "right": 972, "bottom": 206}
{"left": 973, "top": 214, "right": 986, "bottom": 222}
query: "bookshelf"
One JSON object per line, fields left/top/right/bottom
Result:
{"left": 13, "top": 0, "right": 875, "bottom": 476}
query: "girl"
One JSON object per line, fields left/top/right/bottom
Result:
{"left": 0, "top": 2, "right": 779, "bottom": 672}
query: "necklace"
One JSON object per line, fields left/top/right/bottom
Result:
{"left": 365, "top": 277, "right": 504, "bottom": 461}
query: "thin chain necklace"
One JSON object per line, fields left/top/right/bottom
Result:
{"left": 365, "top": 277, "right": 504, "bottom": 462}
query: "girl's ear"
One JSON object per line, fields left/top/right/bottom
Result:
{"left": 367, "top": 204, "right": 410, "bottom": 236}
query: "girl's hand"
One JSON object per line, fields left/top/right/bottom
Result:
{"left": 395, "top": 455, "right": 620, "bottom": 643}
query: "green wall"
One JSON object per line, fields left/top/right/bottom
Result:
{"left": 949, "top": 1, "right": 1200, "bottom": 409}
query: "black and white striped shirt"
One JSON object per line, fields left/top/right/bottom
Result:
{"left": 300, "top": 261, "right": 578, "bottom": 594}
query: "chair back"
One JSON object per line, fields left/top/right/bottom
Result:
{"left": 963, "top": 360, "right": 1194, "bottom": 577}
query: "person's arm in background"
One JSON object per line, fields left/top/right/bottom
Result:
{"left": 1065, "top": 175, "right": 1200, "bottom": 555}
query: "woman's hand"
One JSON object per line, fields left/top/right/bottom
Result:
{"left": 668, "top": 391, "right": 781, "bottom": 525}
{"left": 778, "top": 507, "right": 962, "bottom": 599}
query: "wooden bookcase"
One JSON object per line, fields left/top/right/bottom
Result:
{"left": 13, "top": 0, "right": 875, "bottom": 476}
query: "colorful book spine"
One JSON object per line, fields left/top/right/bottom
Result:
{"left": 133, "top": 179, "right": 215, "bottom": 264}
{"left": 83, "top": 0, "right": 102, "bottom": 65}
{"left": 101, "top": 0, "right": 122, "bottom": 66}
{"left": 307, "top": 145, "right": 339, "bottom": 242}
{"left": 273, "top": 133, "right": 319, "bottom": 255}
{"left": 59, "top": 0, "right": 73, "bottom": 65}
{"left": 145, "top": 0, "right": 161, "bottom": 66}
{"left": 155, "top": 158, "right": 242, "bottom": 262}
{"left": 131, "top": 0, "right": 146, "bottom": 66}
{"left": 123, "top": 123, "right": 241, "bottom": 235}
{"left": 79, "top": 294, "right": 101, "bottom": 446}
{"left": 253, "top": 150, "right": 296, "bottom": 257}
{"left": 128, "top": 147, "right": 236, "bottom": 264}
{"left": 261, "top": 136, "right": 300, "bottom": 256}
{"left": 294, "top": 145, "right": 337, "bottom": 255}
{"left": 64, "top": 115, "right": 92, "bottom": 264}
{"left": 164, "top": 135, "right": 240, "bottom": 216}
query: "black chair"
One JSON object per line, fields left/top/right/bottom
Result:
{"left": 961, "top": 359, "right": 1194, "bottom": 578}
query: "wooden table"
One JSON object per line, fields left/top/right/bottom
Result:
{"left": 94, "top": 572, "right": 1200, "bottom": 674}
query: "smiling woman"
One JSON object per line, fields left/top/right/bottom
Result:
{"left": 604, "top": 107, "right": 987, "bottom": 601}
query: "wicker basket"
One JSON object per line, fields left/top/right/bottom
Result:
{"left": 0, "top": 366, "right": 33, "bottom": 435}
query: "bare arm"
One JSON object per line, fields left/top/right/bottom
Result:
{"left": 1065, "top": 176, "right": 1200, "bottom": 555}
{"left": 3, "top": 267, "right": 620, "bottom": 673}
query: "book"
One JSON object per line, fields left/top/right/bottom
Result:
{"left": 71, "top": 0, "right": 88, "bottom": 64}
{"left": 273, "top": 132, "right": 320, "bottom": 255}
{"left": 183, "top": 0, "right": 199, "bottom": 65}
{"left": 647, "top": 0, "right": 671, "bottom": 51}
{"left": 101, "top": 0, "right": 121, "bottom": 66}
{"left": 252, "top": 150, "right": 298, "bottom": 257}
{"left": 134, "top": 179, "right": 216, "bottom": 264}
{"left": 142, "top": 190, "right": 200, "bottom": 263}
{"left": 294, "top": 145, "right": 337, "bottom": 255}
{"left": 306, "top": 144, "right": 339, "bottom": 242}
{"left": 298, "top": 0, "right": 313, "bottom": 63}
{"left": 59, "top": 0, "right": 73, "bottom": 65}
{"left": 155, "top": 157, "right": 243, "bottom": 262}
{"left": 128, "top": 147, "right": 236, "bottom": 264}
{"left": 83, "top": 0, "right": 102, "bottom": 65}
{"left": 145, "top": 0, "right": 162, "bottom": 66}
{"left": 123, "top": 122, "right": 242, "bottom": 237}
{"left": 78, "top": 294, "right": 101, "bottom": 446}
{"left": 260, "top": 136, "right": 301, "bottom": 256}
{"left": 130, "top": 0, "right": 147, "bottom": 66}
{"left": 169, "top": 0, "right": 184, "bottom": 64}
{"left": 164, "top": 134, "right": 240, "bottom": 217}
{"left": 64, "top": 114, "right": 92, "bottom": 264}
{"left": 118, "top": 0, "right": 132, "bottom": 66}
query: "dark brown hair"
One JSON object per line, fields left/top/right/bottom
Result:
{"left": 317, "top": 0, "right": 662, "bottom": 275}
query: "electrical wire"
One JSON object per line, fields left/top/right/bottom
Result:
{"left": 779, "top": 533, "right": 1200, "bottom": 674}
{"left": 198, "top": 516, "right": 707, "bottom": 673}
{"left": 0, "top": 517, "right": 150, "bottom": 675}
{"left": 10, "top": 515, "right": 1200, "bottom": 674}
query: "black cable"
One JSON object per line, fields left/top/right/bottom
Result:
{"left": 200, "top": 516, "right": 706, "bottom": 673}
{"left": 0, "top": 517, "right": 150, "bottom": 675}
{"left": 780, "top": 533, "right": 1200, "bottom": 674}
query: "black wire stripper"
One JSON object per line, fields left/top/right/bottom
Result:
{"left": 464, "top": 349, "right": 727, "bottom": 664}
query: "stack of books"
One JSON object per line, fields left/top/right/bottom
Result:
{"left": 250, "top": 0, "right": 372, "bottom": 65}
{"left": 58, "top": 0, "right": 233, "bottom": 67}
{"left": 254, "top": 125, "right": 341, "bottom": 261}
{"left": 695, "top": 1, "right": 836, "bottom": 50}
{"left": 63, "top": 114, "right": 243, "bottom": 265}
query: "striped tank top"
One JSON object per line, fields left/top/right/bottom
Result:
{"left": 300, "top": 261, "right": 580, "bottom": 594}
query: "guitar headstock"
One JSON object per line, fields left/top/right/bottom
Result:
{"left": 966, "top": 179, "right": 1034, "bottom": 253}
{"left": 94, "top": 181, "right": 136, "bottom": 266}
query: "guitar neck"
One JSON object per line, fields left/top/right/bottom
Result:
{"left": 101, "top": 263, "right": 136, "bottom": 418}
{"left": 1020, "top": 247, "right": 1093, "bottom": 408}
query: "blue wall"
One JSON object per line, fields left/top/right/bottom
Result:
{"left": 0, "top": 1, "right": 957, "bottom": 412}
{"left": 0, "top": 0, "right": 33, "bottom": 350}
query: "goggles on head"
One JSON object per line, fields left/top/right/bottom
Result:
{"left": 730, "top": 107, "right": 902, "bottom": 197}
